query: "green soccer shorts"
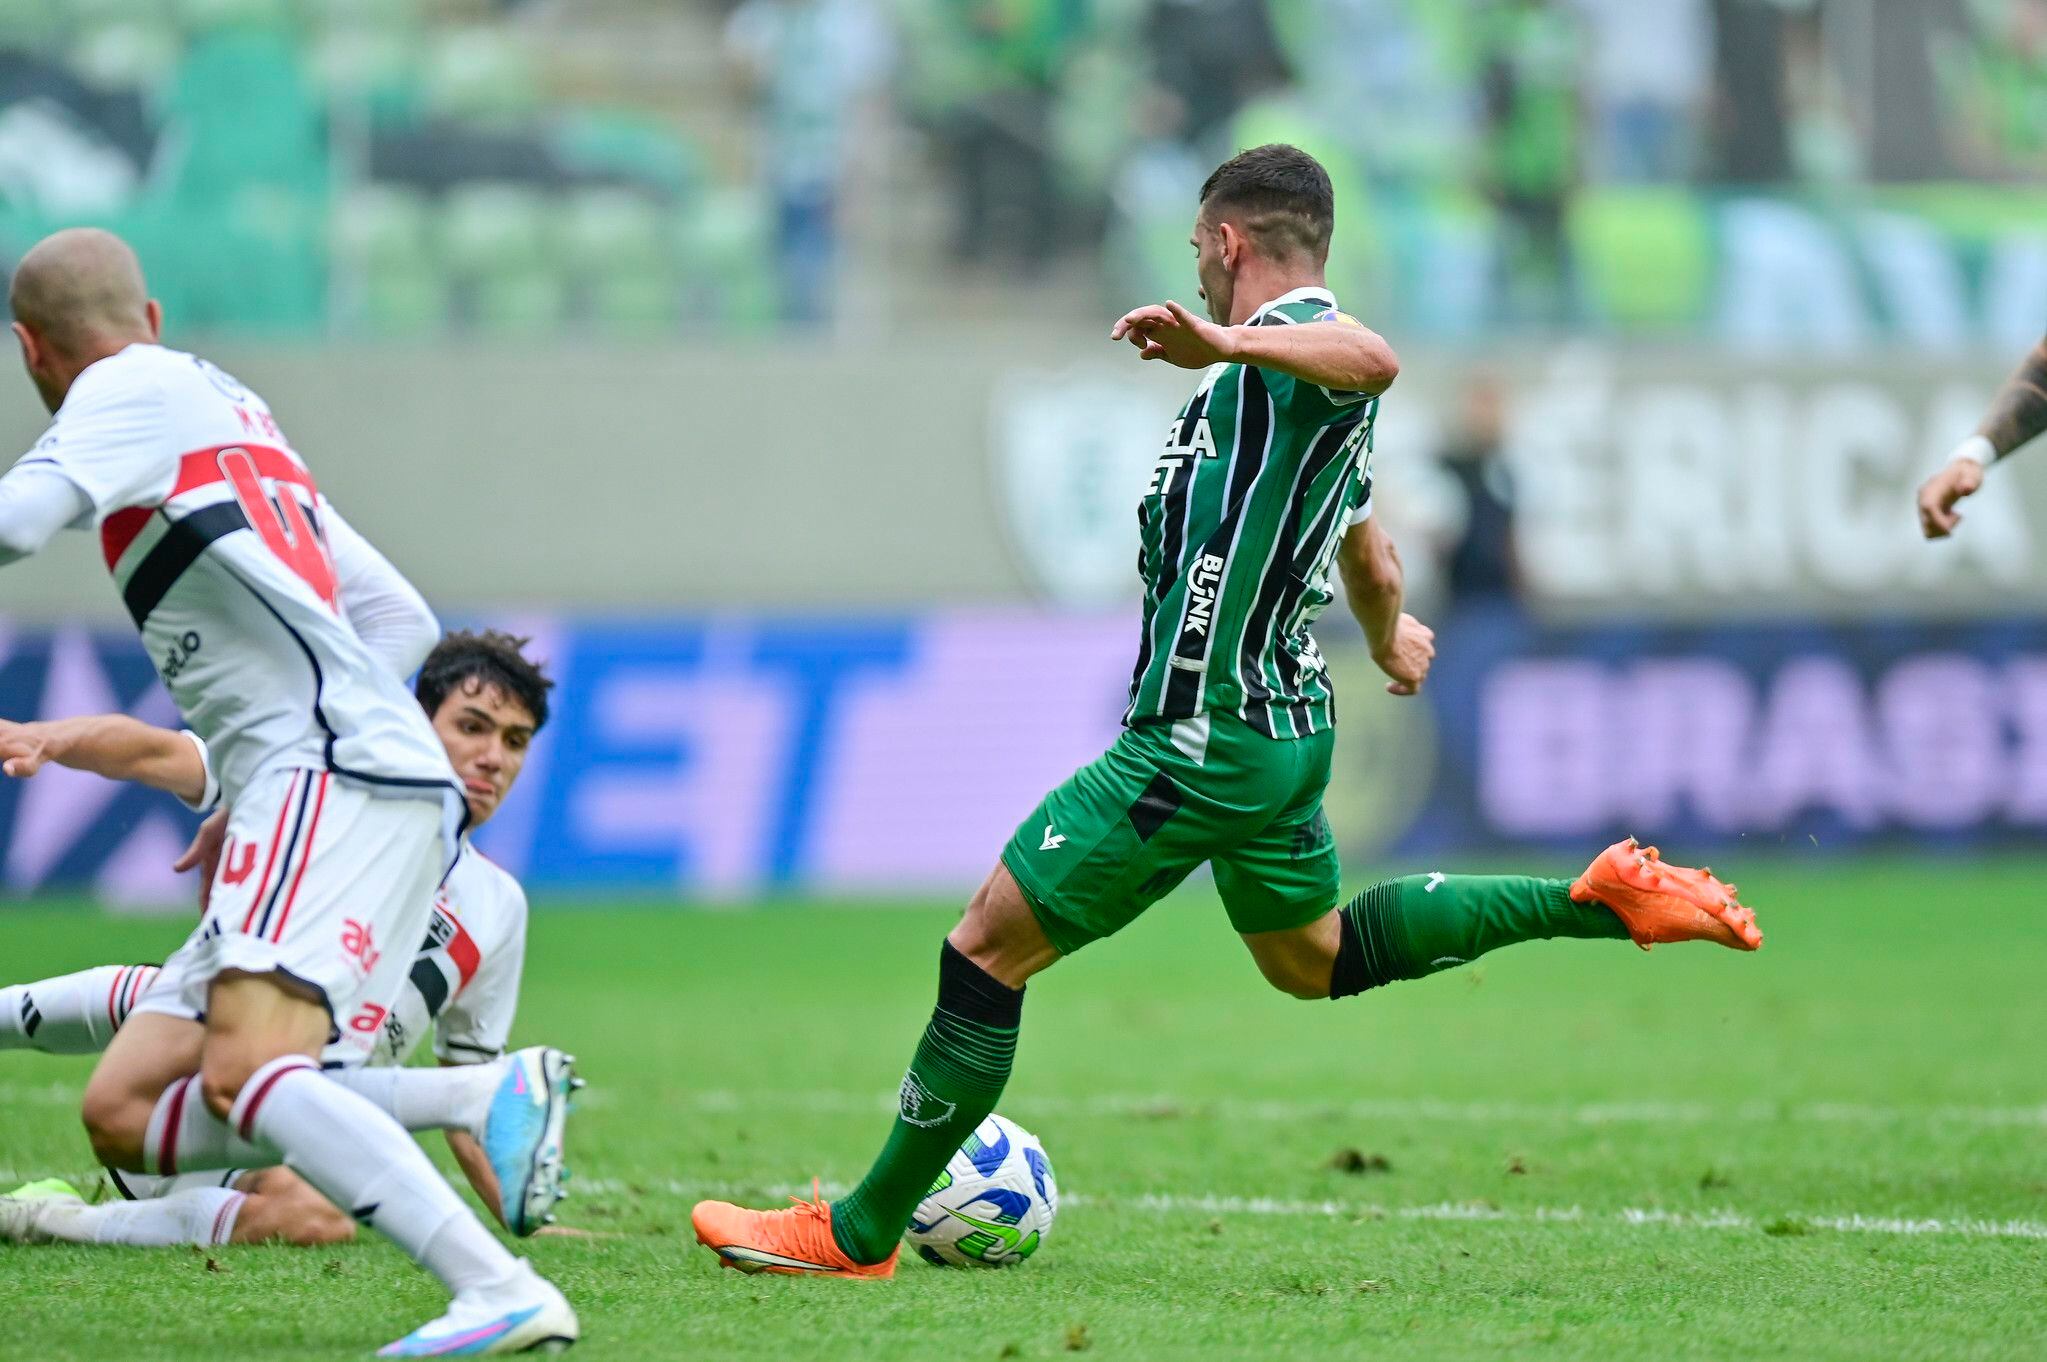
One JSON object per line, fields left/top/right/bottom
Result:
{"left": 999, "top": 710, "right": 1341, "bottom": 955}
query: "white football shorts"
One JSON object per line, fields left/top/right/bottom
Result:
{"left": 133, "top": 767, "right": 463, "bottom": 1064}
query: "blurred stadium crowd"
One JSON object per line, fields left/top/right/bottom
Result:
{"left": 2, "top": 0, "right": 2045, "bottom": 342}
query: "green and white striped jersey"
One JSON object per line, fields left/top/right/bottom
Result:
{"left": 1125, "top": 287, "right": 1378, "bottom": 739}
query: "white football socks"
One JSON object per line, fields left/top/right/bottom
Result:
{"left": 229, "top": 1056, "right": 525, "bottom": 1297}
{"left": 0, "top": 966, "right": 157, "bottom": 1053}
{"left": 21, "top": 1188, "right": 244, "bottom": 1247}
{"left": 142, "top": 1075, "right": 272, "bottom": 1175}
{"left": 113, "top": 1169, "right": 245, "bottom": 1200}
{"left": 325, "top": 1058, "right": 503, "bottom": 1133}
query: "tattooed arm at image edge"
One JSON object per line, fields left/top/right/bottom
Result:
{"left": 1978, "top": 335, "right": 2047, "bottom": 461}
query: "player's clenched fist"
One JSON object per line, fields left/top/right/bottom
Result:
{"left": 1916, "top": 453, "right": 1985, "bottom": 539}
{"left": 1375, "top": 613, "right": 1435, "bottom": 697}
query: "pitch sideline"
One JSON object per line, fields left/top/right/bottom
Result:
{"left": 579, "top": 1175, "right": 2047, "bottom": 1244}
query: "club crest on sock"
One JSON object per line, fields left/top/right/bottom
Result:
{"left": 898, "top": 1071, "right": 956, "bottom": 1129}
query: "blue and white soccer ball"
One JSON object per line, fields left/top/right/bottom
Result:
{"left": 905, "top": 1114, "right": 1057, "bottom": 1268}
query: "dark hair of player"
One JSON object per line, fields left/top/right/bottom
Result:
{"left": 416, "top": 630, "right": 555, "bottom": 733}
{"left": 1197, "top": 143, "right": 1335, "bottom": 264}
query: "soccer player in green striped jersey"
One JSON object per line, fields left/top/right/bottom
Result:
{"left": 691, "top": 144, "right": 1765, "bottom": 1279}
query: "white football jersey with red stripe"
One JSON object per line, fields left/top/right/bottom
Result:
{"left": 18, "top": 343, "right": 454, "bottom": 805}
{"left": 364, "top": 842, "right": 528, "bottom": 1069}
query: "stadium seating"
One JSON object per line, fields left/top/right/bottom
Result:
{"left": 0, "top": 0, "right": 728, "bottom": 338}
{"left": 4, "top": 0, "right": 2045, "bottom": 342}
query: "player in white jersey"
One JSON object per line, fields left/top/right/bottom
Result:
{"left": 0, "top": 633, "right": 569, "bottom": 1250}
{"left": 0, "top": 229, "right": 574, "bottom": 1354}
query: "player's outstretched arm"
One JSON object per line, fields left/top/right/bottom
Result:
{"left": 1336, "top": 516, "right": 1434, "bottom": 696}
{"left": 1111, "top": 299, "right": 1399, "bottom": 395}
{"left": 0, "top": 463, "right": 91, "bottom": 566}
{"left": 444, "top": 1123, "right": 509, "bottom": 1229}
{"left": 0, "top": 714, "right": 208, "bottom": 804}
{"left": 1918, "top": 332, "right": 2047, "bottom": 539}
{"left": 442, "top": 1077, "right": 585, "bottom": 1237}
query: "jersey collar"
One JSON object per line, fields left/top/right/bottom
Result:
{"left": 1246, "top": 286, "right": 1336, "bottom": 325}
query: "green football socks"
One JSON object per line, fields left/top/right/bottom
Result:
{"left": 1331, "top": 874, "right": 1628, "bottom": 997}
{"left": 831, "top": 941, "right": 1023, "bottom": 1264}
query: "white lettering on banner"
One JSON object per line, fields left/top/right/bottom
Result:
{"left": 1799, "top": 386, "right": 1908, "bottom": 593}
{"left": 1478, "top": 655, "right": 2047, "bottom": 836}
{"left": 1729, "top": 386, "right": 1798, "bottom": 586}
{"left": 1509, "top": 349, "right": 1614, "bottom": 599}
{"left": 1753, "top": 658, "right": 1883, "bottom": 828}
{"left": 1879, "top": 656, "right": 2002, "bottom": 829}
{"left": 1625, "top": 386, "right": 1741, "bottom": 595}
{"left": 1618, "top": 659, "right": 1753, "bottom": 829}
{"left": 1507, "top": 355, "right": 2033, "bottom": 603}
{"left": 1479, "top": 660, "right": 1609, "bottom": 835}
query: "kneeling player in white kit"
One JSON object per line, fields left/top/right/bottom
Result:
{"left": 0, "top": 632, "right": 573, "bottom": 1250}
{"left": 0, "top": 229, "right": 575, "bottom": 1355}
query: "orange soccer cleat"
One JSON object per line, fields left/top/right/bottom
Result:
{"left": 692, "top": 1185, "right": 899, "bottom": 1280}
{"left": 1572, "top": 838, "right": 1763, "bottom": 952}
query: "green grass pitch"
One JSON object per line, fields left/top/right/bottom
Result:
{"left": 2, "top": 857, "right": 2044, "bottom": 1360}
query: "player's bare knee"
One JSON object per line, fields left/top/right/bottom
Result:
{"left": 948, "top": 864, "right": 1059, "bottom": 987}
{"left": 80, "top": 1074, "right": 152, "bottom": 1167}
{"left": 1252, "top": 949, "right": 1333, "bottom": 1001}
{"left": 80, "top": 1089, "right": 146, "bottom": 1168}
{"left": 1270, "top": 962, "right": 1332, "bottom": 1001}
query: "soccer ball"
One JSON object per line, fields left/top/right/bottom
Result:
{"left": 904, "top": 1114, "right": 1057, "bottom": 1268}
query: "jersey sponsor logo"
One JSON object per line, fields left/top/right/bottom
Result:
{"left": 1146, "top": 414, "right": 1221, "bottom": 497}
{"left": 1424, "top": 871, "right": 1446, "bottom": 893}
{"left": 1038, "top": 824, "right": 1066, "bottom": 851}
{"left": 348, "top": 1001, "right": 390, "bottom": 1034}
{"left": 1181, "top": 553, "right": 1226, "bottom": 638}
{"left": 1313, "top": 307, "right": 1365, "bottom": 329}
{"left": 339, "top": 918, "right": 382, "bottom": 975}
{"left": 159, "top": 630, "right": 202, "bottom": 681}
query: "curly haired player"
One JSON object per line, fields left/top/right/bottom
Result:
{"left": 0, "top": 632, "right": 574, "bottom": 1254}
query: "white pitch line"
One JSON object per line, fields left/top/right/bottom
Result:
{"left": 589, "top": 1087, "right": 2047, "bottom": 1130}
{"left": 11, "top": 1079, "right": 2046, "bottom": 1128}
{"left": 577, "top": 1177, "right": 2047, "bottom": 1244}
{"left": 14, "top": 1081, "right": 2047, "bottom": 1129}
